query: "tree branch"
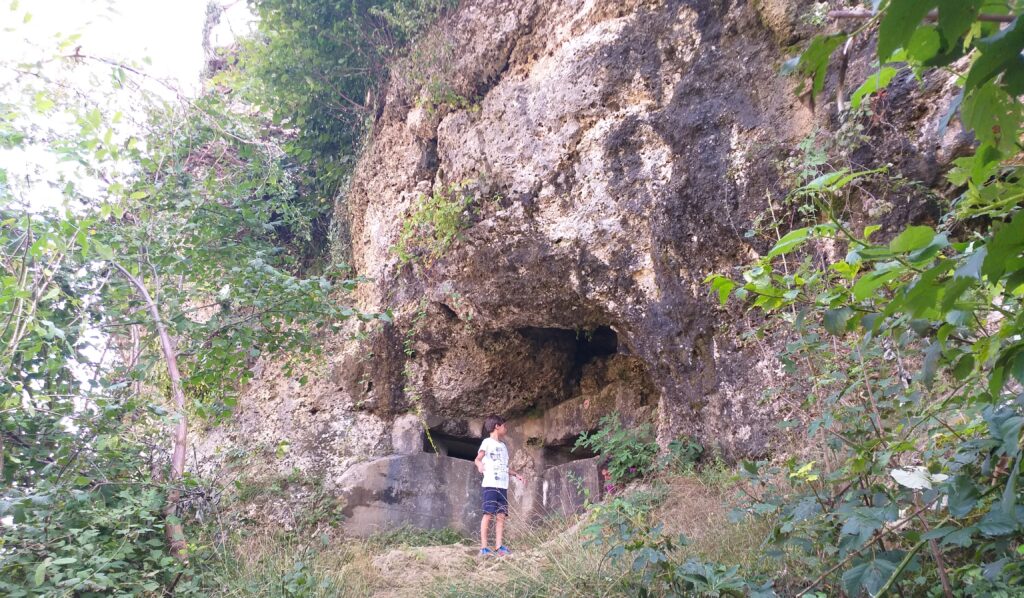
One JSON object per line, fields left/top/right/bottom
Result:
{"left": 109, "top": 261, "right": 189, "bottom": 563}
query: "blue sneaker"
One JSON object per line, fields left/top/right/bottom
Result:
{"left": 496, "top": 545, "right": 511, "bottom": 557}
{"left": 479, "top": 547, "right": 494, "bottom": 557}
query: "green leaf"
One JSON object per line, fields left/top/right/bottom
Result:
{"left": 907, "top": 26, "right": 941, "bottom": 62}
{"left": 920, "top": 526, "right": 956, "bottom": 541}
{"left": 948, "top": 476, "right": 980, "bottom": 517}
{"left": 851, "top": 67, "right": 898, "bottom": 109}
{"left": 955, "top": 246, "right": 987, "bottom": 280}
{"left": 92, "top": 241, "right": 115, "bottom": 261}
{"left": 941, "top": 527, "right": 975, "bottom": 547}
{"left": 878, "top": 0, "right": 939, "bottom": 61}
{"left": 840, "top": 506, "right": 896, "bottom": 547}
{"left": 767, "top": 227, "right": 812, "bottom": 258}
{"left": 823, "top": 307, "right": 853, "bottom": 335}
{"left": 842, "top": 556, "right": 898, "bottom": 597}
{"left": 978, "top": 509, "right": 1017, "bottom": 536}
{"left": 952, "top": 354, "right": 975, "bottom": 380}
{"left": 709, "top": 275, "right": 736, "bottom": 305}
{"left": 965, "top": 16, "right": 1024, "bottom": 93}
{"left": 982, "top": 212, "right": 1024, "bottom": 281}
{"left": 32, "top": 92, "right": 54, "bottom": 113}
{"left": 962, "top": 82, "right": 1022, "bottom": 153}
{"left": 889, "top": 226, "right": 935, "bottom": 253}
{"left": 937, "top": 0, "right": 983, "bottom": 44}
{"left": 922, "top": 341, "right": 941, "bottom": 389}
{"left": 853, "top": 269, "right": 901, "bottom": 301}
{"left": 787, "top": 33, "right": 848, "bottom": 99}
{"left": 34, "top": 561, "right": 47, "bottom": 586}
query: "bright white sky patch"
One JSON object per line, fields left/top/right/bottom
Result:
{"left": 4, "top": 0, "right": 253, "bottom": 93}
{"left": 1, "top": 0, "right": 255, "bottom": 209}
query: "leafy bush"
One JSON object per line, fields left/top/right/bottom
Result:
{"left": 1, "top": 2, "right": 391, "bottom": 593}
{"left": 662, "top": 436, "right": 705, "bottom": 474}
{"left": 0, "top": 420, "right": 185, "bottom": 596}
{"left": 575, "top": 413, "right": 659, "bottom": 484}
{"left": 239, "top": 0, "right": 457, "bottom": 191}
{"left": 583, "top": 490, "right": 774, "bottom": 597}
{"left": 710, "top": 3, "right": 1024, "bottom": 596}
{"left": 392, "top": 182, "right": 478, "bottom": 264}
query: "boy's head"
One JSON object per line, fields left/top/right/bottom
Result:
{"left": 484, "top": 415, "right": 507, "bottom": 439}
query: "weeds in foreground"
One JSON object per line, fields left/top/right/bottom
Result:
{"left": 366, "top": 526, "right": 467, "bottom": 551}
{"left": 192, "top": 463, "right": 787, "bottom": 597}
{"left": 194, "top": 531, "right": 379, "bottom": 598}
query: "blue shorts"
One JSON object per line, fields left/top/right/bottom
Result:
{"left": 482, "top": 487, "right": 508, "bottom": 515}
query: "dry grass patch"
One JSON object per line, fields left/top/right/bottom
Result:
{"left": 198, "top": 469, "right": 786, "bottom": 596}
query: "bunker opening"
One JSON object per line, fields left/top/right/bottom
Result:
{"left": 540, "top": 434, "right": 598, "bottom": 467}
{"left": 423, "top": 429, "right": 480, "bottom": 461}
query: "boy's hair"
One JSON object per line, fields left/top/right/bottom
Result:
{"left": 484, "top": 415, "right": 506, "bottom": 434}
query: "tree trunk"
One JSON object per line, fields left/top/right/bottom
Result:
{"left": 111, "top": 262, "right": 189, "bottom": 562}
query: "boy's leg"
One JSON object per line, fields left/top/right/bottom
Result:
{"left": 480, "top": 514, "right": 492, "bottom": 549}
{"left": 494, "top": 513, "right": 505, "bottom": 549}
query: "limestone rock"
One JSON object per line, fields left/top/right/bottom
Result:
{"left": 206, "top": 0, "right": 966, "bottom": 531}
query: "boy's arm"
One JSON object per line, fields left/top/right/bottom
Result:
{"left": 475, "top": 450, "right": 486, "bottom": 474}
{"left": 509, "top": 468, "right": 526, "bottom": 484}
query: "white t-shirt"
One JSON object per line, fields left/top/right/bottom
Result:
{"left": 478, "top": 437, "right": 509, "bottom": 489}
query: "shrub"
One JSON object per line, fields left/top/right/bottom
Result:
{"left": 574, "top": 413, "right": 658, "bottom": 484}
{"left": 710, "top": 3, "right": 1024, "bottom": 596}
{"left": 583, "top": 489, "right": 774, "bottom": 597}
{"left": 662, "top": 435, "right": 705, "bottom": 474}
{"left": 392, "top": 182, "right": 477, "bottom": 264}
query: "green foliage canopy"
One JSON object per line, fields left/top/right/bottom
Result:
{"left": 713, "top": 2, "right": 1024, "bottom": 595}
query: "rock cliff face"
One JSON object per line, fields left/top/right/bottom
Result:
{"left": 346, "top": 0, "right": 807, "bottom": 454}
{"left": 201, "top": 0, "right": 966, "bottom": 534}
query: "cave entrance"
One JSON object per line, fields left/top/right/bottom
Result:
{"left": 516, "top": 325, "right": 620, "bottom": 392}
{"left": 542, "top": 436, "right": 598, "bottom": 468}
{"left": 424, "top": 429, "right": 480, "bottom": 461}
{"left": 540, "top": 444, "right": 598, "bottom": 466}
{"left": 572, "top": 326, "right": 618, "bottom": 366}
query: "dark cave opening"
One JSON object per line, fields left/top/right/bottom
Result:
{"left": 423, "top": 430, "right": 481, "bottom": 461}
{"left": 517, "top": 324, "right": 619, "bottom": 371}
{"left": 573, "top": 325, "right": 618, "bottom": 366}
{"left": 542, "top": 435, "right": 598, "bottom": 467}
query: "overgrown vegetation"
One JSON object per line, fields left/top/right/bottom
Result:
{"left": 574, "top": 413, "right": 660, "bottom": 485}
{"left": 5, "top": 0, "right": 1024, "bottom": 595}
{"left": 1, "top": 0, "right": 434, "bottom": 594}
{"left": 392, "top": 181, "right": 480, "bottom": 265}
{"left": 237, "top": 0, "right": 458, "bottom": 191}
{"left": 708, "top": 2, "right": 1024, "bottom": 596}
{"left": 394, "top": 39, "right": 475, "bottom": 114}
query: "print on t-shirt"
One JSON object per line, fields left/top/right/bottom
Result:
{"left": 478, "top": 437, "right": 509, "bottom": 490}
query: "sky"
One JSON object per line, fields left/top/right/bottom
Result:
{"left": 3, "top": 0, "right": 254, "bottom": 93}
{"left": 1, "top": 0, "right": 255, "bottom": 210}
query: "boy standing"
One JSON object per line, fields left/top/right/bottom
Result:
{"left": 475, "top": 415, "right": 524, "bottom": 557}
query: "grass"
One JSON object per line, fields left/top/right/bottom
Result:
{"left": 194, "top": 531, "right": 381, "bottom": 597}
{"left": 366, "top": 526, "right": 467, "bottom": 551}
{"left": 194, "top": 464, "right": 796, "bottom": 597}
